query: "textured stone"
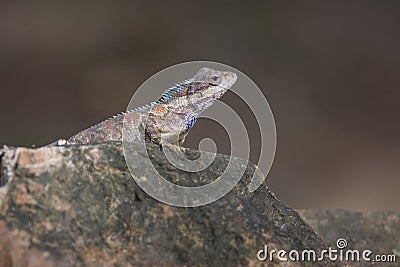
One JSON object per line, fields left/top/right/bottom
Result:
{"left": 0, "top": 143, "right": 338, "bottom": 266}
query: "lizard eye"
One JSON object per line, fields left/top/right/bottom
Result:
{"left": 211, "top": 75, "right": 219, "bottom": 82}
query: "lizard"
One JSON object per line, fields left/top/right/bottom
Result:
{"left": 48, "top": 67, "right": 237, "bottom": 150}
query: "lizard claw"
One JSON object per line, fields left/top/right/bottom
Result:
{"left": 57, "top": 139, "right": 68, "bottom": 146}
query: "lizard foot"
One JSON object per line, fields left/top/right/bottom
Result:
{"left": 160, "top": 142, "right": 187, "bottom": 160}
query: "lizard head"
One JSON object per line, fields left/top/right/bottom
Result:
{"left": 187, "top": 67, "right": 237, "bottom": 114}
{"left": 157, "top": 67, "right": 237, "bottom": 115}
{"left": 192, "top": 67, "right": 237, "bottom": 102}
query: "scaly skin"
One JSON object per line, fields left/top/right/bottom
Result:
{"left": 49, "top": 67, "right": 237, "bottom": 148}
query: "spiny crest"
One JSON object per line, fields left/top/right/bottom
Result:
{"left": 108, "top": 102, "right": 156, "bottom": 121}
{"left": 107, "top": 78, "right": 195, "bottom": 120}
{"left": 116, "top": 103, "right": 151, "bottom": 116}
{"left": 155, "top": 79, "right": 193, "bottom": 104}
{"left": 105, "top": 79, "right": 194, "bottom": 120}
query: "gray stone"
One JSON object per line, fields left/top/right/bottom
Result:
{"left": 0, "top": 142, "right": 339, "bottom": 266}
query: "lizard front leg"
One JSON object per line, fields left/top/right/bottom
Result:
{"left": 158, "top": 132, "right": 187, "bottom": 154}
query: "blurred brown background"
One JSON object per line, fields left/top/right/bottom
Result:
{"left": 0, "top": 1, "right": 399, "bottom": 211}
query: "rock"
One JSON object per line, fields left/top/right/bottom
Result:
{"left": 0, "top": 142, "right": 338, "bottom": 266}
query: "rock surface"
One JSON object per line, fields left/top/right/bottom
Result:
{"left": 0, "top": 142, "right": 338, "bottom": 266}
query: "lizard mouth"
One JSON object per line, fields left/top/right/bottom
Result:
{"left": 214, "top": 71, "right": 237, "bottom": 99}
{"left": 223, "top": 71, "right": 237, "bottom": 88}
